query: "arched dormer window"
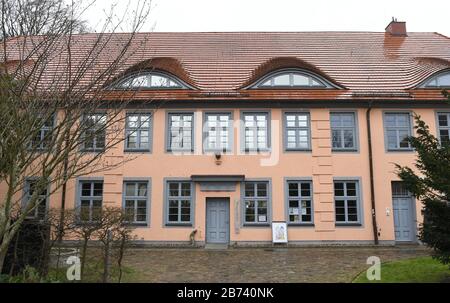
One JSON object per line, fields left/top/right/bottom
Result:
{"left": 114, "top": 71, "right": 190, "bottom": 89}
{"left": 419, "top": 70, "right": 450, "bottom": 88}
{"left": 249, "top": 69, "right": 337, "bottom": 89}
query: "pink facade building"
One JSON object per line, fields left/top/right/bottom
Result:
{"left": 3, "top": 20, "right": 450, "bottom": 246}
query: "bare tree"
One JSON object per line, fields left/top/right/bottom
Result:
{"left": 71, "top": 215, "right": 101, "bottom": 281}
{"left": 0, "top": 0, "right": 90, "bottom": 39}
{"left": 0, "top": 0, "right": 153, "bottom": 273}
{"left": 94, "top": 207, "right": 135, "bottom": 283}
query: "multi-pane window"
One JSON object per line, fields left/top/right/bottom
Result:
{"left": 24, "top": 180, "right": 48, "bottom": 220}
{"left": 287, "top": 181, "right": 312, "bottom": 224}
{"left": 204, "top": 113, "right": 232, "bottom": 152}
{"left": 166, "top": 181, "right": 193, "bottom": 224}
{"left": 334, "top": 181, "right": 360, "bottom": 224}
{"left": 284, "top": 113, "right": 310, "bottom": 150}
{"left": 117, "top": 72, "right": 186, "bottom": 89}
{"left": 125, "top": 113, "right": 152, "bottom": 151}
{"left": 437, "top": 113, "right": 450, "bottom": 145}
{"left": 124, "top": 181, "right": 148, "bottom": 224}
{"left": 82, "top": 113, "right": 106, "bottom": 151}
{"left": 384, "top": 113, "right": 412, "bottom": 150}
{"left": 420, "top": 71, "right": 450, "bottom": 88}
{"left": 330, "top": 112, "right": 357, "bottom": 150}
{"left": 391, "top": 181, "right": 411, "bottom": 197}
{"left": 168, "top": 113, "right": 194, "bottom": 151}
{"left": 254, "top": 71, "right": 331, "bottom": 88}
{"left": 79, "top": 181, "right": 103, "bottom": 222}
{"left": 30, "top": 115, "right": 54, "bottom": 150}
{"left": 243, "top": 181, "right": 269, "bottom": 224}
{"left": 243, "top": 113, "right": 269, "bottom": 152}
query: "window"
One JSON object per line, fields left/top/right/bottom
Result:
{"left": 334, "top": 180, "right": 360, "bottom": 224}
{"left": 116, "top": 71, "right": 187, "bottom": 89}
{"left": 437, "top": 113, "right": 450, "bottom": 145}
{"left": 82, "top": 113, "right": 106, "bottom": 151}
{"left": 287, "top": 180, "right": 313, "bottom": 224}
{"left": 243, "top": 112, "right": 269, "bottom": 152}
{"left": 125, "top": 113, "right": 152, "bottom": 151}
{"left": 384, "top": 113, "right": 412, "bottom": 150}
{"left": 243, "top": 181, "right": 270, "bottom": 224}
{"left": 79, "top": 181, "right": 103, "bottom": 223}
{"left": 166, "top": 181, "right": 193, "bottom": 225}
{"left": 420, "top": 70, "right": 450, "bottom": 88}
{"left": 252, "top": 70, "right": 333, "bottom": 88}
{"left": 167, "top": 113, "right": 194, "bottom": 152}
{"left": 30, "top": 115, "right": 54, "bottom": 150}
{"left": 391, "top": 181, "right": 411, "bottom": 197}
{"left": 330, "top": 112, "right": 357, "bottom": 150}
{"left": 203, "top": 113, "right": 232, "bottom": 152}
{"left": 284, "top": 113, "right": 310, "bottom": 150}
{"left": 24, "top": 180, "right": 48, "bottom": 220}
{"left": 123, "top": 181, "right": 149, "bottom": 224}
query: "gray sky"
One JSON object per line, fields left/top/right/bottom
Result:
{"left": 85, "top": 0, "right": 450, "bottom": 36}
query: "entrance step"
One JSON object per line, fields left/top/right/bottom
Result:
{"left": 205, "top": 243, "right": 229, "bottom": 250}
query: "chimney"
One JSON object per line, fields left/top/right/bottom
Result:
{"left": 385, "top": 17, "right": 407, "bottom": 36}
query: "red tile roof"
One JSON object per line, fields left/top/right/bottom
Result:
{"left": 3, "top": 31, "right": 450, "bottom": 101}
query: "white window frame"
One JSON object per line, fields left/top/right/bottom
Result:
{"left": 81, "top": 113, "right": 106, "bottom": 152}
{"left": 123, "top": 180, "right": 150, "bottom": 225}
{"left": 437, "top": 112, "right": 450, "bottom": 145}
{"left": 125, "top": 113, "right": 152, "bottom": 152}
{"left": 203, "top": 112, "right": 233, "bottom": 152}
{"left": 285, "top": 179, "right": 313, "bottom": 225}
{"left": 283, "top": 112, "right": 311, "bottom": 151}
{"left": 165, "top": 180, "right": 194, "bottom": 226}
{"left": 241, "top": 111, "right": 270, "bottom": 152}
{"left": 23, "top": 178, "right": 48, "bottom": 220}
{"left": 78, "top": 180, "right": 103, "bottom": 223}
{"left": 114, "top": 71, "right": 190, "bottom": 89}
{"left": 167, "top": 112, "right": 194, "bottom": 152}
{"left": 419, "top": 70, "right": 450, "bottom": 88}
{"left": 249, "top": 69, "right": 337, "bottom": 89}
{"left": 30, "top": 114, "right": 55, "bottom": 150}
{"left": 242, "top": 180, "right": 271, "bottom": 226}
{"left": 330, "top": 112, "right": 358, "bottom": 151}
{"left": 383, "top": 112, "right": 413, "bottom": 151}
{"left": 334, "top": 180, "right": 362, "bottom": 225}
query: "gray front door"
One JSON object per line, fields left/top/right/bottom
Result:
{"left": 206, "top": 198, "right": 230, "bottom": 244}
{"left": 393, "top": 197, "right": 415, "bottom": 242}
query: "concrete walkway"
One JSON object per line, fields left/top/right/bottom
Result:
{"left": 123, "top": 245, "right": 430, "bottom": 283}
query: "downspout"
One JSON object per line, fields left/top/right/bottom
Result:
{"left": 366, "top": 102, "right": 379, "bottom": 245}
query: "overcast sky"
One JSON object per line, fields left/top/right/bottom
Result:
{"left": 85, "top": 0, "right": 450, "bottom": 36}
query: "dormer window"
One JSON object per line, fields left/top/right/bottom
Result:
{"left": 115, "top": 71, "right": 189, "bottom": 89}
{"left": 250, "top": 69, "right": 336, "bottom": 89}
{"left": 419, "top": 70, "right": 450, "bottom": 88}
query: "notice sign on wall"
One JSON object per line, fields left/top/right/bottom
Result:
{"left": 272, "top": 222, "right": 288, "bottom": 243}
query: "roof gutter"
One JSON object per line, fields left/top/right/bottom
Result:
{"left": 366, "top": 102, "right": 379, "bottom": 245}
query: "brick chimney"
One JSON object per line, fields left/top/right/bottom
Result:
{"left": 385, "top": 18, "right": 407, "bottom": 36}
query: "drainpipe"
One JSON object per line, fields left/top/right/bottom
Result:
{"left": 366, "top": 102, "right": 379, "bottom": 245}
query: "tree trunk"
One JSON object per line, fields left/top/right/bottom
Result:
{"left": 102, "top": 230, "right": 111, "bottom": 283}
{"left": 8, "top": 229, "right": 20, "bottom": 276}
{"left": 80, "top": 237, "right": 89, "bottom": 281}
{"left": 0, "top": 237, "right": 11, "bottom": 275}
{"left": 117, "top": 235, "right": 125, "bottom": 283}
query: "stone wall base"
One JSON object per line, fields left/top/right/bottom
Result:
{"left": 60, "top": 239, "right": 405, "bottom": 248}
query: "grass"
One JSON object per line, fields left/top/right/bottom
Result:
{"left": 47, "top": 251, "right": 141, "bottom": 283}
{"left": 2, "top": 247, "right": 141, "bottom": 283}
{"left": 353, "top": 256, "right": 450, "bottom": 283}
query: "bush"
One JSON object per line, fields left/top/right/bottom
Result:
{"left": 421, "top": 199, "right": 450, "bottom": 265}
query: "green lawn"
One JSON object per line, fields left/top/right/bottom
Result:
{"left": 353, "top": 256, "right": 450, "bottom": 283}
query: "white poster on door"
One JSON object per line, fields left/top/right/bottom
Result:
{"left": 272, "top": 222, "right": 288, "bottom": 243}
